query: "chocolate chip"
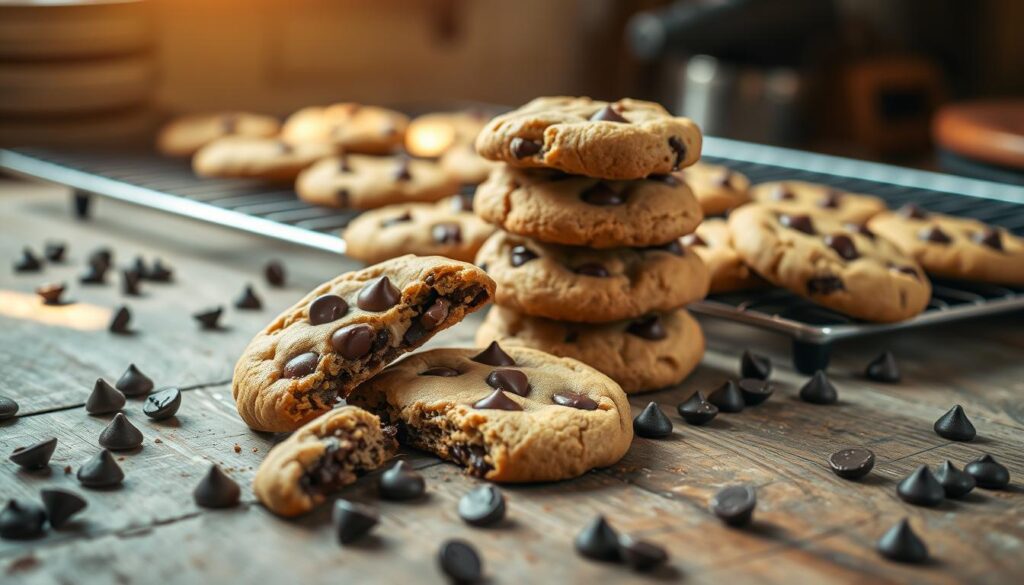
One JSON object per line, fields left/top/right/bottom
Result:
{"left": 149, "top": 259, "right": 174, "bottom": 282}
{"left": 510, "top": 137, "right": 541, "bottom": 159}
{"left": 85, "top": 379, "right": 126, "bottom": 415}
{"left": 619, "top": 536, "right": 668, "bottom": 572}
{"left": 676, "top": 392, "right": 718, "bottom": 425}
{"left": 828, "top": 448, "right": 875, "bottom": 480}
{"left": 393, "top": 157, "right": 413, "bottom": 181}
{"left": 234, "top": 285, "right": 262, "bottom": 310}
{"left": 193, "top": 464, "right": 240, "bottom": 508}
{"left": 420, "top": 366, "right": 461, "bottom": 377}
{"left": 974, "top": 228, "right": 1003, "bottom": 251}
{"left": 115, "top": 364, "right": 153, "bottom": 398}
{"left": 825, "top": 234, "right": 859, "bottom": 260}
{"left": 310, "top": 293, "right": 349, "bottom": 325}
{"left": 77, "top": 449, "right": 124, "bottom": 488}
{"left": 799, "top": 370, "right": 838, "bottom": 404}
{"left": 682, "top": 233, "right": 706, "bottom": 247}
{"left": 132, "top": 256, "right": 150, "bottom": 279}
{"left": 471, "top": 341, "right": 516, "bottom": 366}
{"left": 0, "top": 396, "right": 18, "bottom": 421}
{"left": 44, "top": 242, "right": 66, "bottom": 262}
{"left": 964, "top": 454, "right": 1010, "bottom": 489}
{"left": 633, "top": 402, "right": 673, "bottom": 438}
{"left": 40, "top": 488, "right": 87, "bottom": 529}
{"left": 99, "top": 413, "right": 144, "bottom": 451}
{"left": 737, "top": 378, "right": 774, "bottom": 406}
{"left": 933, "top": 405, "right": 975, "bottom": 441}
{"left": 9, "top": 437, "right": 57, "bottom": 470}
{"left": 432, "top": 223, "right": 462, "bottom": 244}
{"left": 80, "top": 262, "right": 107, "bottom": 285}
{"left": 510, "top": 245, "right": 537, "bottom": 267}
{"left": 357, "top": 276, "right": 401, "bottom": 312}
{"left": 89, "top": 248, "right": 113, "bottom": 271}
{"left": 121, "top": 269, "right": 142, "bottom": 296}
{"left": 143, "top": 387, "right": 181, "bottom": 420}
{"left": 333, "top": 499, "right": 378, "bottom": 544}
{"left": 668, "top": 136, "right": 686, "bottom": 169}
{"left": 806, "top": 275, "right": 845, "bottom": 295}
{"left": 438, "top": 539, "right": 483, "bottom": 584}
{"left": 919, "top": 225, "right": 951, "bottom": 244}
{"left": 590, "top": 104, "right": 629, "bottom": 123}
{"left": 379, "top": 461, "right": 426, "bottom": 500}
{"left": 108, "top": 306, "right": 131, "bottom": 334}
{"left": 819, "top": 190, "right": 842, "bottom": 209}
{"left": 13, "top": 247, "right": 42, "bottom": 272}
{"left": 486, "top": 369, "right": 530, "bottom": 397}
{"left": 780, "top": 213, "right": 815, "bottom": 235}
{"left": 472, "top": 389, "right": 522, "bottom": 411}
{"left": 897, "top": 465, "right": 944, "bottom": 507}
{"left": 193, "top": 306, "right": 223, "bottom": 330}
{"left": 898, "top": 203, "right": 928, "bottom": 219}
{"left": 740, "top": 351, "right": 771, "bottom": 380}
{"left": 708, "top": 380, "right": 745, "bottom": 413}
{"left": 331, "top": 324, "right": 374, "bottom": 359}
{"left": 865, "top": 351, "right": 900, "bottom": 383}
{"left": 265, "top": 260, "right": 286, "bottom": 287}
{"left": 934, "top": 460, "right": 975, "bottom": 498}
{"left": 574, "top": 262, "right": 610, "bottom": 277}
{"left": 552, "top": 391, "right": 598, "bottom": 410}
{"left": 877, "top": 518, "right": 928, "bottom": 564}
{"left": 283, "top": 352, "right": 319, "bottom": 378}
{"left": 35, "top": 282, "right": 65, "bottom": 305}
{"left": 381, "top": 212, "right": 413, "bottom": 227}
{"left": 420, "top": 298, "right": 451, "bottom": 330}
{"left": 626, "top": 315, "right": 667, "bottom": 341}
{"left": 0, "top": 500, "right": 47, "bottom": 540}
{"left": 711, "top": 484, "right": 756, "bottom": 527}
{"left": 458, "top": 485, "right": 506, "bottom": 527}
{"left": 575, "top": 515, "right": 620, "bottom": 562}
{"left": 580, "top": 182, "right": 625, "bottom": 206}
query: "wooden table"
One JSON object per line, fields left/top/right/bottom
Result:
{"left": 2, "top": 179, "right": 1022, "bottom": 585}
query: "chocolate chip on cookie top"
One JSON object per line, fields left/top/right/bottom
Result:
{"left": 678, "top": 162, "right": 751, "bottom": 216}
{"left": 750, "top": 181, "right": 888, "bottom": 225}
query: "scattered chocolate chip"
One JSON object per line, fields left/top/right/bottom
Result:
{"left": 806, "top": 275, "right": 845, "bottom": 295}
{"left": 590, "top": 104, "right": 629, "bottom": 123}
{"left": 933, "top": 405, "right": 976, "bottom": 441}
{"left": 193, "top": 306, "right": 223, "bottom": 330}
{"left": 458, "top": 485, "right": 506, "bottom": 527}
{"left": 575, "top": 515, "right": 620, "bottom": 562}
{"left": 149, "top": 259, "right": 174, "bottom": 282}
{"left": 392, "top": 157, "right": 413, "bottom": 182}
{"left": 633, "top": 402, "right": 673, "bottom": 438}
{"left": 472, "top": 389, "right": 522, "bottom": 411}
{"left": 432, "top": 223, "right": 462, "bottom": 244}
{"left": 819, "top": 190, "right": 842, "bottom": 209}
{"left": 264, "top": 260, "right": 286, "bottom": 287}
{"left": 40, "top": 488, "right": 87, "bottom": 529}
{"left": 379, "top": 461, "right": 426, "bottom": 500}
{"left": 44, "top": 242, "right": 66, "bottom": 262}
{"left": 108, "top": 306, "right": 131, "bottom": 334}
{"left": 193, "top": 464, "right": 240, "bottom": 508}
{"left": 80, "top": 262, "right": 107, "bottom": 285}
{"left": 98, "top": 413, "right": 144, "bottom": 451}
{"left": 122, "top": 269, "right": 142, "bottom": 296}
{"left": 964, "top": 454, "right": 1010, "bottom": 489}
{"left": 828, "top": 448, "right": 875, "bottom": 480}
{"left": 552, "top": 391, "right": 598, "bottom": 410}
{"left": 35, "top": 282, "right": 65, "bottom": 305}
{"left": 0, "top": 500, "right": 47, "bottom": 540}
{"left": 877, "top": 518, "right": 928, "bottom": 564}
{"left": 438, "top": 539, "right": 483, "bottom": 584}
{"left": 143, "top": 387, "right": 182, "bottom": 420}
{"left": 234, "top": 285, "right": 262, "bottom": 310}
{"left": 711, "top": 484, "right": 756, "bottom": 527}
{"left": 897, "top": 465, "right": 945, "bottom": 507}
{"left": 574, "top": 262, "right": 610, "bottom": 277}
{"left": 740, "top": 350, "right": 771, "bottom": 380}
{"left": 89, "top": 248, "right": 113, "bottom": 271}
{"left": 708, "top": 380, "right": 745, "bottom": 413}
{"left": 9, "top": 437, "right": 58, "bottom": 470}
{"left": 283, "top": 352, "right": 319, "bottom": 378}
{"left": 619, "top": 536, "right": 668, "bottom": 572}
{"left": 0, "top": 395, "right": 18, "bottom": 421}
{"left": 115, "top": 364, "right": 153, "bottom": 398}
{"left": 77, "top": 449, "right": 124, "bottom": 488}
{"left": 333, "top": 499, "right": 378, "bottom": 544}
{"left": 626, "top": 315, "right": 667, "bottom": 340}
{"left": 510, "top": 137, "right": 541, "bottom": 159}
{"left": 682, "top": 233, "right": 706, "bottom": 247}
{"left": 780, "top": 213, "right": 816, "bottom": 235}
{"left": 471, "top": 341, "right": 516, "bottom": 366}
{"left": 865, "top": 351, "right": 900, "bottom": 383}
{"left": 737, "top": 378, "right": 774, "bottom": 406}
{"left": 357, "top": 276, "right": 401, "bottom": 312}
{"left": 825, "top": 234, "right": 859, "bottom": 260}
{"left": 420, "top": 366, "right": 460, "bottom": 377}
{"left": 381, "top": 211, "right": 413, "bottom": 227}
{"left": 919, "top": 225, "right": 951, "bottom": 244}
{"left": 13, "top": 248, "right": 42, "bottom": 272}
{"left": 420, "top": 298, "right": 451, "bottom": 330}
{"left": 309, "top": 293, "right": 349, "bottom": 325}
{"left": 510, "top": 245, "right": 537, "bottom": 267}
{"left": 974, "top": 228, "right": 1003, "bottom": 251}
{"left": 486, "top": 369, "right": 530, "bottom": 397}
{"left": 898, "top": 203, "right": 928, "bottom": 219}
{"left": 85, "top": 379, "right": 125, "bottom": 415}
{"left": 799, "top": 371, "right": 838, "bottom": 405}
{"left": 934, "top": 460, "right": 975, "bottom": 498}
{"left": 676, "top": 392, "right": 718, "bottom": 425}
{"left": 331, "top": 324, "right": 374, "bottom": 359}
{"left": 131, "top": 256, "right": 150, "bottom": 279}
{"left": 668, "top": 136, "right": 686, "bottom": 169}
{"left": 580, "top": 182, "right": 625, "bottom": 206}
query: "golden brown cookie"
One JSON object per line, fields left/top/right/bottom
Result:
{"left": 156, "top": 112, "right": 280, "bottom": 157}
{"left": 253, "top": 406, "right": 397, "bottom": 517}
{"left": 192, "top": 136, "right": 333, "bottom": 181}
{"left": 405, "top": 111, "right": 490, "bottom": 157}
{"left": 678, "top": 162, "right": 751, "bottom": 216}
{"left": 684, "top": 218, "right": 764, "bottom": 294}
{"left": 347, "top": 345, "right": 632, "bottom": 482}
{"left": 232, "top": 256, "right": 495, "bottom": 432}
{"left": 439, "top": 142, "right": 500, "bottom": 185}
{"left": 281, "top": 103, "right": 408, "bottom": 155}
{"left": 296, "top": 154, "right": 459, "bottom": 210}
{"left": 750, "top": 181, "right": 887, "bottom": 224}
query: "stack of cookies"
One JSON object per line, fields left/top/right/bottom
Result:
{"left": 470, "top": 97, "right": 710, "bottom": 393}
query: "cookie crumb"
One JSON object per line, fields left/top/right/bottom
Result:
{"left": 252, "top": 447, "right": 259, "bottom": 453}
{"left": 233, "top": 443, "right": 242, "bottom": 454}
{"left": 154, "top": 438, "right": 163, "bottom": 444}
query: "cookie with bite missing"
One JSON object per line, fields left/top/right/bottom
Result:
{"left": 157, "top": 112, "right": 280, "bottom": 157}
{"left": 678, "top": 162, "right": 750, "bottom": 216}
{"left": 282, "top": 103, "right": 408, "bottom": 155}
{"left": 684, "top": 218, "right": 764, "bottom": 294}
{"left": 296, "top": 154, "right": 459, "bottom": 210}
{"left": 750, "top": 181, "right": 887, "bottom": 224}
{"left": 192, "top": 136, "right": 333, "bottom": 181}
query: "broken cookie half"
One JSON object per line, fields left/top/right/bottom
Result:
{"left": 254, "top": 405, "right": 397, "bottom": 517}
{"left": 233, "top": 255, "right": 495, "bottom": 432}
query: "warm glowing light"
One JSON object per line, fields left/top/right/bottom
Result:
{"left": 405, "top": 120, "right": 457, "bottom": 157}
{"left": 0, "top": 290, "right": 111, "bottom": 331}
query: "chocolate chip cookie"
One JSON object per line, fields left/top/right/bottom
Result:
{"left": 405, "top": 110, "right": 490, "bottom": 157}
{"left": 232, "top": 256, "right": 495, "bottom": 432}
{"left": 296, "top": 154, "right": 459, "bottom": 209}
{"left": 684, "top": 219, "right": 764, "bottom": 294}
{"left": 475, "top": 231, "right": 709, "bottom": 323}
{"left": 678, "top": 162, "right": 751, "bottom": 216}
{"left": 474, "top": 166, "right": 703, "bottom": 248}
{"left": 281, "top": 103, "right": 408, "bottom": 155}
{"left": 868, "top": 205, "right": 1024, "bottom": 285}
{"left": 476, "top": 97, "right": 702, "bottom": 180}
{"left": 343, "top": 196, "right": 496, "bottom": 264}
{"left": 192, "top": 136, "right": 334, "bottom": 181}
{"left": 476, "top": 306, "right": 704, "bottom": 394}
{"left": 347, "top": 345, "right": 632, "bottom": 482}
{"left": 440, "top": 142, "right": 500, "bottom": 185}
{"left": 750, "top": 181, "right": 888, "bottom": 224}
{"left": 253, "top": 406, "right": 397, "bottom": 517}
{"left": 156, "top": 112, "right": 280, "bottom": 157}
{"left": 729, "top": 204, "right": 931, "bottom": 322}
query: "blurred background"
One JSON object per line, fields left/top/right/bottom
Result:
{"left": 2, "top": 0, "right": 1022, "bottom": 178}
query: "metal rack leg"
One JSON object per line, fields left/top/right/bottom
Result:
{"left": 792, "top": 340, "right": 831, "bottom": 374}
{"left": 72, "top": 190, "right": 92, "bottom": 219}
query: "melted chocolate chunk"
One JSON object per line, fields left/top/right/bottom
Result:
{"left": 668, "top": 136, "right": 686, "bottom": 169}
{"left": 780, "top": 213, "right": 816, "bottom": 235}
{"left": 420, "top": 366, "right": 460, "bottom": 377}
{"left": 449, "top": 444, "right": 492, "bottom": 477}
{"left": 807, "top": 275, "right": 845, "bottom": 295}
{"left": 357, "top": 276, "right": 401, "bottom": 312}
{"left": 331, "top": 324, "right": 374, "bottom": 359}
{"left": 432, "top": 223, "right": 462, "bottom": 244}
{"left": 575, "top": 262, "right": 610, "bottom": 277}
{"left": 309, "top": 294, "right": 349, "bottom": 325}
{"left": 510, "top": 245, "right": 537, "bottom": 267}
{"left": 420, "top": 297, "right": 451, "bottom": 330}
{"left": 510, "top": 137, "right": 541, "bottom": 159}
{"left": 486, "top": 369, "right": 530, "bottom": 397}
{"left": 581, "top": 182, "right": 625, "bottom": 206}
{"left": 471, "top": 341, "right": 516, "bottom": 366}
{"left": 626, "top": 315, "right": 667, "bottom": 340}
{"left": 472, "top": 389, "right": 522, "bottom": 411}
{"left": 919, "top": 225, "right": 951, "bottom": 244}
{"left": 825, "top": 234, "right": 859, "bottom": 260}
{"left": 590, "top": 104, "right": 629, "bottom": 123}
{"left": 283, "top": 352, "right": 319, "bottom": 378}
{"left": 552, "top": 391, "right": 598, "bottom": 410}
